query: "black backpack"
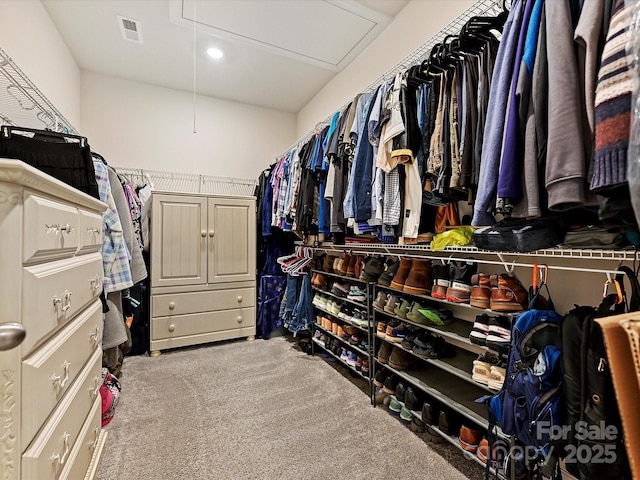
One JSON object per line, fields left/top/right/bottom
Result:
{"left": 560, "top": 267, "right": 637, "bottom": 480}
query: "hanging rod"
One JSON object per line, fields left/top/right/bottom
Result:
{"left": 275, "top": 0, "right": 503, "bottom": 159}
{"left": 310, "top": 244, "right": 636, "bottom": 276}
{"left": 113, "top": 165, "right": 257, "bottom": 197}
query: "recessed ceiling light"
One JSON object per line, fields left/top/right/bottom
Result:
{"left": 207, "top": 47, "right": 224, "bottom": 59}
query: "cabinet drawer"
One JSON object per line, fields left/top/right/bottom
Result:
{"left": 152, "top": 287, "right": 255, "bottom": 317}
{"left": 22, "top": 301, "right": 102, "bottom": 449}
{"left": 22, "top": 348, "right": 102, "bottom": 480}
{"left": 152, "top": 306, "right": 255, "bottom": 340}
{"left": 22, "top": 253, "right": 103, "bottom": 354}
{"left": 23, "top": 193, "right": 78, "bottom": 263}
{"left": 78, "top": 208, "right": 102, "bottom": 254}
{"left": 59, "top": 396, "right": 102, "bottom": 480}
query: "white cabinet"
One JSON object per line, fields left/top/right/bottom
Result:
{"left": 150, "top": 193, "right": 256, "bottom": 355}
{"left": 0, "top": 159, "right": 108, "bottom": 480}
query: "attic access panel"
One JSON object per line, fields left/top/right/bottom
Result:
{"left": 170, "top": 0, "right": 392, "bottom": 71}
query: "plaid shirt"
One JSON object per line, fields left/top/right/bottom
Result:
{"left": 93, "top": 160, "right": 133, "bottom": 292}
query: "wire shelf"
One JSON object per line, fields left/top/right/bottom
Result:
{"left": 114, "top": 166, "right": 257, "bottom": 197}
{"left": 0, "top": 46, "right": 78, "bottom": 135}
{"left": 313, "top": 242, "right": 639, "bottom": 262}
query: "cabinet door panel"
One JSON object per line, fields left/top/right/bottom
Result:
{"left": 207, "top": 197, "right": 255, "bottom": 284}
{"left": 151, "top": 195, "right": 207, "bottom": 287}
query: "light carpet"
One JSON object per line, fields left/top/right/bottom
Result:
{"left": 96, "top": 336, "right": 483, "bottom": 480}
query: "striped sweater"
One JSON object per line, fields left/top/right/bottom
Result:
{"left": 590, "top": 0, "right": 634, "bottom": 191}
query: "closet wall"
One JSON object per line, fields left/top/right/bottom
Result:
{"left": 0, "top": 0, "right": 297, "bottom": 181}
{"left": 0, "top": 0, "right": 81, "bottom": 128}
{"left": 296, "top": 0, "right": 476, "bottom": 136}
{"left": 80, "top": 72, "right": 297, "bottom": 180}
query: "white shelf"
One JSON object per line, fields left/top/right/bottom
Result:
{"left": 314, "top": 324, "right": 371, "bottom": 358}
{"left": 314, "top": 242, "right": 638, "bottom": 260}
{"left": 312, "top": 337, "right": 371, "bottom": 381}
{"left": 312, "top": 243, "right": 637, "bottom": 263}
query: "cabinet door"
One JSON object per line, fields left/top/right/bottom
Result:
{"left": 207, "top": 197, "right": 256, "bottom": 284}
{"left": 151, "top": 194, "right": 207, "bottom": 287}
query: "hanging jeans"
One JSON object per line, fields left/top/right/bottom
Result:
{"left": 257, "top": 275, "right": 287, "bottom": 339}
{"left": 287, "top": 273, "right": 313, "bottom": 335}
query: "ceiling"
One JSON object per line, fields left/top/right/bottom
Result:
{"left": 42, "top": 0, "right": 409, "bottom": 113}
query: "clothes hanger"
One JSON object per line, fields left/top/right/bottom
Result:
{"left": 92, "top": 152, "right": 108, "bottom": 165}
{"left": 1, "top": 125, "right": 88, "bottom": 147}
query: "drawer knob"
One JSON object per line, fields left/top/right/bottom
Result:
{"left": 169, "top": 324, "right": 176, "bottom": 332}
{"left": 169, "top": 302, "right": 176, "bottom": 310}
{"left": 209, "top": 231, "right": 215, "bottom": 237}
{"left": 201, "top": 231, "right": 207, "bottom": 237}
{"left": 46, "top": 223, "right": 75, "bottom": 235}
{"left": 63, "top": 291, "right": 72, "bottom": 312}
{"left": 0, "top": 322, "right": 26, "bottom": 351}
{"left": 237, "top": 296, "right": 243, "bottom": 303}
{"left": 51, "top": 432, "right": 71, "bottom": 468}
{"left": 89, "top": 426, "right": 100, "bottom": 452}
{"left": 52, "top": 361, "right": 71, "bottom": 390}
{"left": 89, "top": 325, "right": 101, "bottom": 344}
{"left": 86, "top": 227, "right": 100, "bottom": 234}
{"left": 90, "top": 275, "right": 102, "bottom": 292}
{"left": 237, "top": 316, "right": 243, "bottom": 324}
{"left": 89, "top": 376, "right": 101, "bottom": 398}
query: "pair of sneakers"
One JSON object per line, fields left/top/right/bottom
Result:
{"left": 472, "top": 352, "right": 506, "bottom": 390}
{"left": 312, "top": 293, "right": 328, "bottom": 309}
{"left": 469, "top": 314, "right": 511, "bottom": 349}
{"left": 339, "top": 347, "right": 359, "bottom": 367}
{"left": 347, "top": 285, "right": 367, "bottom": 302}
{"left": 431, "top": 260, "right": 477, "bottom": 304}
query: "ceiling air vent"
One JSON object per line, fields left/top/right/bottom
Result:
{"left": 117, "top": 16, "right": 143, "bottom": 43}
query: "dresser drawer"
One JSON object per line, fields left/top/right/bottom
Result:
{"left": 23, "top": 193, "right": 78, "bottom": 263}
{"left": 152, "top": 287, "right": 255, "bottom": 317}
{"left": 59, "top": 396, "right": 102, "bottom": 480}
{"left": 78, "top": 208, "right": 102, "bottom": 254}
{"left": 152, "top": 306, "right": 255, "bottom": 340}
{"left": 22, "top": 300, "right": 102, "bottom": 449}
{"left": 22, "top": 253, "right": 103, "bottom": 353}
{"left": 21, "top": 347, "right": 102, "bottom": 480}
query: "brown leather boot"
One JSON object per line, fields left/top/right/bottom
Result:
{"left": 339, "top": 254, "right": 352, "bottom": 276}
{"left": 391, "top": 257, "right": 413, "bottom": 290}
{"left": 314, "top": 273, "right": 327, "bottom": 289}
{"left": 346, "top": 254, "right": 358, "bottom": 277}
{"left": 470, "top": 273, "right": 491, "bottom": 309}
{"left": 333, "top": 257, "right": 342, "bottom": 273}
{"left": 403, "top": 258, "right": 432, "bottom": 295}
{"left": 490, "top": 274, "right": 528, "bottom": 312}
{"left": 354, "top": 255, "right": 364, "bottom": 279}
{"left": 459, "top": 425, "right": 484, "bottom": 452}
{"left": 323, "top": 255, "right": 336, "bottom": 273}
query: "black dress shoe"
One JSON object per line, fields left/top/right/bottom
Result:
{"left": 404, "top": 387, "right": 421, "bottom": 411}
{"left": 395, "top": 382, "right": 407, "bottom": 403}
{"left": 373, "top": 369, "right": 387, "bottom": 388}
{"left": 409, "top": 417, "right": 426, "bottom": 433}
{"left": 438, "top": 410, "right": 451, "bottom": 435}
{"left": 382, "top": 374, "right": 399, "bottom": 394}
{"left": 422, "top": 401, "right": 438, "bottom": 425}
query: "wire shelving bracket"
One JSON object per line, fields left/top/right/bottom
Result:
{"left": 0, "top": 46, "right": 78, "bottom": 135}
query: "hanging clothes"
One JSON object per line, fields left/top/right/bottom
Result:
{"left": 472, "top": 0, "right": 525, "bottom": 226}
{"left": 107, "top": 166, "right": 148, "bottom": 284}
{"left": 93, "top": 158, "right": 133, "bottom": 293}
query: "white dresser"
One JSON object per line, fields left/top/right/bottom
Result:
{"left": 150, "top": 192, "right": 256, "bottom": 355}
{"left": 0, "top": 159, "right": 108, "bottom": 480}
